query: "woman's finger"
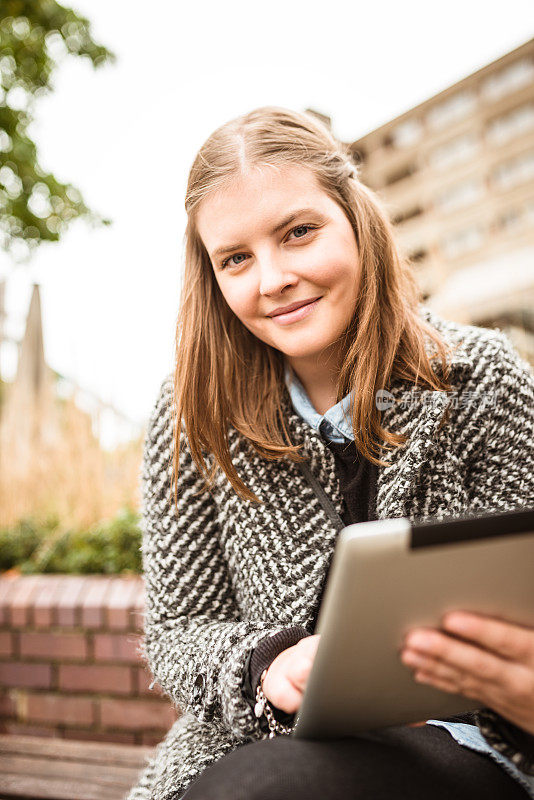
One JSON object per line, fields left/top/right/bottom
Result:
{"left": 268, "top": 680, "right": 303, "bottom": 715}
{"left": 412, "top": 662, "right": 534, "bottom": 736}
{"left": 287, "top": 655, "right": 314, "bottom": 692}
{"left": 412, "top": 668, "right": 468, "bottom": 697}
{"left": 403, "top": 629, "right": 506, "bottom": 687}
{"left": 263, "top": 670, "right": 304, "bottom": 714}
{"left": 441, "top": 612, "right": 534, "bottom": 665}
{"left": 401, "top": 648, "right": 489, "bottom": 702}
{"left": 295, "top": 634, "right": 321, "bottom": 658}
{"left": 401, "top": 645, "right": 534, "bottom": 718}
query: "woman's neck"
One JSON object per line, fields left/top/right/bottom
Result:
{"left": 287, "top": 354, "right": 341, "bottom": 415}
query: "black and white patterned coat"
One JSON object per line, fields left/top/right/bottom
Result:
{"left": 126, "top": 307, "right": 534, "bottom": 800}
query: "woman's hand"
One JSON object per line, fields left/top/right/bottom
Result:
{"left": 400, "top": 611, "right": 534, "bottom": 735}
{"left": 262, "top": 635, "right": 320, "bottom": 714}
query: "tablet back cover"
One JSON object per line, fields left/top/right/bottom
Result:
{"left": 294, "top": 513, "right": 534, "bottom": 739}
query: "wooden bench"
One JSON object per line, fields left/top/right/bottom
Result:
{"left": 0, "top": 735, "right": 156, "bottom": 800}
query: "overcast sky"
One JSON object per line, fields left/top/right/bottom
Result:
{"left": 1, "top": 0, "right": 532, "bottom": 447}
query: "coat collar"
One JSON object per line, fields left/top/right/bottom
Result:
{"left": 282, "top": 307, "right": 474, "bottom": 523}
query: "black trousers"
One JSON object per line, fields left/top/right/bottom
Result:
{"left": 181, "top": 724, "right": 529, "bottom": 800}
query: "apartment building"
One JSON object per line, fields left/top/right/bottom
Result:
{"left": 346, "top": 38, "right": 534, "bottom": 362}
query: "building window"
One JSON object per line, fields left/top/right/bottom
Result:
{"left": 351, "top": 147, "right": 366, "bottom": 164}
{"left": 497, "top": 199, "right": 534, "bottom": 231}
{"left": 426, "top": 91, "right": 477, "bottom": 130}
{"left": 428, "top": 133, "right": 478, "bottom": 170}
{"left": 440, "top": 226, "right": 484, "bottom": 259}
{"left": 481, "top": 58, "right": 534, "bottom": 102}
{"left": 497, "top": 207, "right": 523, "bottom": 232}
{"left": 391, "top": 206, "right": 424, "bottom": 225}
{"left": 486, "top": 103, "right": 534, "bottom": 146}
{"left": 526, "top": 198, "right": 534, "bottom": 226}
{"left": 390, "top": 119, "right": 424, "bottom": 148}
{"left": 434, "top": 179, "right": 485, "bottom": 213}
{"left": 384, "top": 163, "right": 417, "bottom": 186}
{"left": 408, "top": 248, "right": 427, "bottom": 263}
{"left": 493, "top": 150, "right": 534, "bottom": 190}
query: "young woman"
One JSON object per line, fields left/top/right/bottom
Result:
{"left": 127, "top": 107, "right": 534, "bottom": 800}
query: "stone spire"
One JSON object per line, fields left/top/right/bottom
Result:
{"left": 0, "top": 284, "right": 61, "bottom": 476}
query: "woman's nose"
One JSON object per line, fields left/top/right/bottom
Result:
{"left": 258, "top": 254, "right": 298, "bottom": 296}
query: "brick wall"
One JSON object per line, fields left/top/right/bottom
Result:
{"left": 0, "top": 575, "right": 179, "bottom": 745}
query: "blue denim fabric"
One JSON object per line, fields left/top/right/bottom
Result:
{"left": 284, "top": 363, "right": 534, "bottom": 797}
{"left": 284, "top": 364, "right": 353, "bottom": 443}
{"left": 426, "top": 721, "right": 534, "bottom": 797}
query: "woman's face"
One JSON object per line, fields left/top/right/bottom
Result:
{"left": 196, "top": 163, "right": 361, "bottom": 372}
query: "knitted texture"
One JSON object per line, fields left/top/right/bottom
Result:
{"left": 475, "top": 709, "right": 534, "bottom": 774}
{"left": 125, "top": 307, "right": 534, "bottom": 800}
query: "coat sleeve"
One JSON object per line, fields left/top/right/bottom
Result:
{"left": 138, "top": 375, "right": 300, "bottom": 741}
{"left": 242, "top": 626, "right": 311, "bottom": 734}
{"left": 460, "top": 330, "right": 534, "bottom": 513}
{"left": 456, "top": 331, "right": 534, "bottom": 773}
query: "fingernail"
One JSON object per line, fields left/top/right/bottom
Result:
{"left": 442, "top": 613, "right": 467, "bottom": 631}
{"left": 406, "top": 632, "right": 431, "bottom": 651}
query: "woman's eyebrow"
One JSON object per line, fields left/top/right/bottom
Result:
{"left": 210, "top": 207, "right": 321, "bottom": 260}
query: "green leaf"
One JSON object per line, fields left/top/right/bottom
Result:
{"left": 0, "top": 0, "right": 116, "bottom": 256}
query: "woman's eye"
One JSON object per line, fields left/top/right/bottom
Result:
{"left": 219, "top": 224, "right": 316, "bottom": 269}
{"left": 221, "top": 252, "right": 247, "bottom": 269}
{"left": 289, "top": 224, "right": 315, "bottom": 240}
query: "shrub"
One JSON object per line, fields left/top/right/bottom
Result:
{"left": 0, "top": 516, "right": 58, "bottom": 571}
{"left": 0, "top": 507, "right": 142, "bottom": 575}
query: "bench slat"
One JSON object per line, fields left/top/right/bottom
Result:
{"left": 0, "top": 754, "right": 142, "bottom": 787}
{"left": 0, "top": 735, "right": 155, "bottom": 800}
{"left": 0, "top": 735, "right": 154, "bottom": 768}
{"left": 0, "top": 773, "right": 130, "bottom": 800}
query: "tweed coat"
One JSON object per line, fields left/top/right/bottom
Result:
{"left": 126, "top": 307, "right": 534, "bottom": 800}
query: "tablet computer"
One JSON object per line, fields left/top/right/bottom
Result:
{"left": 293, "top": 506, "right": 534, "bottom": 739}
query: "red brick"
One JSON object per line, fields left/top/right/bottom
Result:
{"left": 141, "top": 731, "right": 166, "bottom": 746}
{"left": 135, "top": 667, "right": 164, "bottom": 697}
{"left": 93, "top": 633, "right": 141, "bottom": 664}
{"left": 55, "top": 576, "right": 92, "bottom": 627}
{"left": 25, "top": 693, "right": 94, "bottom": 726}
{"left": 0, "top": 576, "right": 21, "bottom": 626}
{"left": 0, "top": 661, "right": 52, "bottom": 689}
{"left": 107, "top": 577, "right": 142, "bottom": 630}
{"left": 0, "top": 691, "right": 16, "bottom": 718}
{"left": 0, "top": 720, "right": 60, "bottom": 737}
{"left": 59, "top": 664, "right": 132, "bottom": 695}
{"left": 132, "top": 584, "right": 146, "bottom": 632}
{"left": 63, "top": 728, "right": 136, "bottom": 745}
{"left": 80, "top": 577, "right": 114, "bottom": 629}
{"left": 99, "top": 697, "right": 177, "bottom": 731}
{"left": 131, "top": 607, "right": 145, "bottom": 632}
{"left": 0, "top": 630, "right": 13, "bottom": 657}
{"left": 33, "top": 576, "right": 63, "bottom": 628}
{"left": 19, "top": 631, "right": 87, "bottom": 661}
{"left": 9, "top": 575, "right": 43, "bottom": 627}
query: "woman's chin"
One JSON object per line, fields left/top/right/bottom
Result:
{"left": 274, "top": 340, "right": 337, "bottom": 360}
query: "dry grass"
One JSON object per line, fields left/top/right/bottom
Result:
{"left": 0, "top": 392, "right": 144, "bottom": 530}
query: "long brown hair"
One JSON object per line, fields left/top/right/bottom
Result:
{"left": 172, "top": 106, "right": 454, "bottom": 504}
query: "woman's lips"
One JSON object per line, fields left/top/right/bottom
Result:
{"left": 269, "top": 297, "right": 321, "bottom": 326}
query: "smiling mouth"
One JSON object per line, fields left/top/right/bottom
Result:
{"left": 268, "top": 297, "right": 322, "bottom": 325}
{"left": 268, "top": 296, "right": 322, "bottom": 318}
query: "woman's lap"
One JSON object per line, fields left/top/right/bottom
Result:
{"left": 182, "top": 724, "right": 528, "bottom": 800}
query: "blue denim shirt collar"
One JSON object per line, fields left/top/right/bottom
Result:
{"left": 284, "top": 362, "right": 354, "bottom": 444}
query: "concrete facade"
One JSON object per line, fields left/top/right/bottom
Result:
{"left": 347, "top": 38, "right": 534, "bottom": 363}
